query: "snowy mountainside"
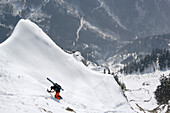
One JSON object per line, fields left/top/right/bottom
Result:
{"left": 1, "top": 0, "right": 170, "bottom": 62}
{"left": 118, "top": 70, "right": 170, "bottom": 113}
{"left": 0, "top": 19, "right": 133, "bottom": 113}
{"left": 102, "top": 33, "right": 170, "bottom": 73}
{"left": 86, "top": 48, "right": 170, "bottom": 112}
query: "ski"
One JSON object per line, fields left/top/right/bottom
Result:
{"left": 47, "top": 78, "right": 64, "bottom": 91}
{"left": 47, "top": 78, "right": 55, "bottom": 85}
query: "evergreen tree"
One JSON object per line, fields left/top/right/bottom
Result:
{"left": 154, "top": 74, "right": 170, "bottom": 105}
{"left": 120, "top": 49, "right": 170, "bottom": 75}
{"left": 104, "top": 69, "right": 106, "bottom": 74}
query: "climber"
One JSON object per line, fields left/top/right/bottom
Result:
{"left": 47, "top": 78, "right": 64, "bottom": 100}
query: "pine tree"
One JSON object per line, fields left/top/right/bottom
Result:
{"left": 104, "top": 69, "right": 106, "bottom": 74}
{"left": 120, "top": 49, "right": 170, "bottom": 74}
{"left": 154, "top": 74, "right": 170, "bottom": 105}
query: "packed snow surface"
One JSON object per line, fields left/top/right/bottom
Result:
{"left": 0, "top": 19, "right": 133, "bottom": 113}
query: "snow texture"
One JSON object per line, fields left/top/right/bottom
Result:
{"left": 118, "top": 70, "right": 170, "bottom": 113}
{"left": 0, "top": 19, "right": 133, "bottom": 113}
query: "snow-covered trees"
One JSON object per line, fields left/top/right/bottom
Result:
{"left": 120, "top": 49, "right": 170, "bottom": 75}
{"left": 154, "top": 74, "right": 170, "bottom": 105}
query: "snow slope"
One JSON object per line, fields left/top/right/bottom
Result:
{"left": 118, "top": 70, "right": 170, "bottom": 113}
{"left": 0, "top": 19, "right": 133, "bottom": 113}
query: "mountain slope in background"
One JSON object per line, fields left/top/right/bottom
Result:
{"left": 0, "top": 19, "right": 133, "bottom": 113}
{"left": 0, "top": 0, "right": 170, "bottom": 62}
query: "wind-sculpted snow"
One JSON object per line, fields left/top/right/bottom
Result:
{"left": 0, "top": 19, "right": 133, "bottom": 113}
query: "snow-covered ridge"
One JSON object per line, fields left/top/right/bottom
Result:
{"left": 2, "top": 19, "right": 58, "bottom": 49}
{"left": 0, "top": 19, "right": 133, "bottom": 113}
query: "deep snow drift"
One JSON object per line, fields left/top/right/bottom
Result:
{"left": 0, "top": 19, "right": 133, "bottom": 113}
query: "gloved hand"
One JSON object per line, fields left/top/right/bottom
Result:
{"left": 47, "top": 89, "right": 51, "bottom": 93}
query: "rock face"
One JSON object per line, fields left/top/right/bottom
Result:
{"left": 0, "top": 0, "right": 170, "bottom": 61}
